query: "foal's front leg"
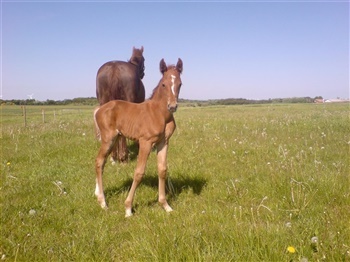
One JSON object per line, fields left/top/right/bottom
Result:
{"left": 157, "top": 140, "right": 173, "bottom": 213}
{"left": 124, "top": 141, "right": 152, "bottom": 217}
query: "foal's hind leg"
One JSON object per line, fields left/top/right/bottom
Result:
{"left": 95, "top": 138, "right": 116, "bottom": 209}
{"left": 124, "top": 140, "right": 152, "bottom": 217}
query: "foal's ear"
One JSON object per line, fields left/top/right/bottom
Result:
{"left": 140, "top": 46, "right": 144, "bottom": 53}
{"left": 176, "top": 58, "right": 183, "bottom": 74}
{"left": 160, "top": 59, "right": 167, "bottom": 74}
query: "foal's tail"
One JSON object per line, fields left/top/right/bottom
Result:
{"left": 94, "top": 107, "right": 101, "bottom": 141}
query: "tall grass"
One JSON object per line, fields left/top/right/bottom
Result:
{"left": 1, "top": 103, "right": 349, "bottom": 261}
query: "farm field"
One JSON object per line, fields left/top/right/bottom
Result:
{"left": 1, "top": 103, "right": 349, "bottom": 261}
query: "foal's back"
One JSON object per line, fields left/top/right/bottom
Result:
{"left": 96, "top": 99, "right": 166, "bottom": 143}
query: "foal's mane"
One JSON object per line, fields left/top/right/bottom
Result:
{"left": 149, "top": 65, "right": 177, "bottom": 99}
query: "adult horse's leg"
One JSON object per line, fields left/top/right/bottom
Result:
{"left": 110, "top": 141, "right": 118, "bottom": 165}
{"left": 156, "top": 140, "right": 173, "bottom": 213}
{"left": 117, "top": 136, "right": 128, "bottom": 163}
{"left": 124, "top": 140, "right": 152, "bottom": 217}
{"left": 110, "top": 136, "right": 128, "bottom": 164}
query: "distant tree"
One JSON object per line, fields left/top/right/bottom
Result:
{"left": 46, "top": 99, "right": 56, "bottom": 105}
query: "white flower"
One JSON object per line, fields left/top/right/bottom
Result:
{"left": 285, "top": 222, "right": 292, "bottom": 228}
{"left": 311, "top": 236, "right": 318, "bottom": 244}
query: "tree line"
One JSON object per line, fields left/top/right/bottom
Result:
{"left": 1, "top": 97, "right": 98, "bottom": 106}
{"left": 179, "top": 96, "right": 317, "bottom": 107}
{"left": 1, "top": 96, "right": 319, "bottom": 106}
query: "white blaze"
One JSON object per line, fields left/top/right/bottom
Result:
{"left": 171, "top": 75, "right": 176, "bottom": 95}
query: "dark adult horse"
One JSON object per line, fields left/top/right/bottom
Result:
{"left": 96, "top": 46, "right": 145, "bottom": 163}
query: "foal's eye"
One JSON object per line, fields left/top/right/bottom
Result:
{"left": 162, "top": 83, "right": 166, "bottom": 87}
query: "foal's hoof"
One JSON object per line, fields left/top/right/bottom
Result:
{"left": 163, "top": 204, "right": 173, "bottom": 213}
{"left": 125, "top": 209, "right": 133, "bottom": 218}
{"left": 98, "top": 200, "right": 108, "bottom": 210}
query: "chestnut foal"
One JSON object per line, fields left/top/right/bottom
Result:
{"left": 94, "top": 58, "right": 183, "bottom": 217}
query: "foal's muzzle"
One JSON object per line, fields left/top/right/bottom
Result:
{"left": 168, "top": 103, "right": 178, "bottom": 113}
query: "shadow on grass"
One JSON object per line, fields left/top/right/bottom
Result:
{"left": 104, "top": 174, "right": 207, "bottom": 207}
{"left": 127, "top": 141, "right": 139, "bottom": 161}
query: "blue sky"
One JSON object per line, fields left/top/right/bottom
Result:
{"left": 1, "top": 1, "right": 349, "bottom": 101}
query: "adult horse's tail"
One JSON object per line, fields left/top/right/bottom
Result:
{"left": 94, "top": 107, "right": 101, "bottom": 141}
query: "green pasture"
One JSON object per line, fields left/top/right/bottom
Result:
{"left": 1, "top": 103, "right": 349, "bottom": 261}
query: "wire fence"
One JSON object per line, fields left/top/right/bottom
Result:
{"left": 1, "top": 105, "right": 94, "bottom": 127}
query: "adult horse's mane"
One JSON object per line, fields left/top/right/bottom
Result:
{"left": 128, "top": 54, "right": 144, "bottom": 67}
{"left": 128, "top": 47, "right": 145, "bottom": 79}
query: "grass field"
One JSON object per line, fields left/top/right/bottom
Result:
{"left": 1, "top": 103, "right": 349, "bottom": 261}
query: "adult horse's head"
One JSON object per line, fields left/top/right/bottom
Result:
{"left": 159, "top": 58, "right": 183, "bottom": 113}
{"left": 129, "top": 46, "right": 145, "bottom": 79}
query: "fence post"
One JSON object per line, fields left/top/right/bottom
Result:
{"left": 23, "top": 106, "right": 27, "bottom": 127}
{"left": 42, "top": 109, "right": 45, "bottom": 123}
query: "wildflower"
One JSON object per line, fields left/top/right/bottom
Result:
{"left": 285, "top": 222, "right": 292, "bottom": 228}
{"left": 6, "top": 162, "right": 10, "bottom": 166}
{"left": 311, "top": 236, "right": 318, "bottom": 244}
{"left": 287, "top": 246, "right": 296, "bottom": 253}
{"left": 311, "top": 236, "right": 319, "bottom": 253}
{"left": 29, "top": 209, "right": 36, "bottom": 216}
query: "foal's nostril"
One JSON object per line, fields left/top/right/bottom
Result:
{"left": 168, "top": 104, "right": 178, "bottom": 112}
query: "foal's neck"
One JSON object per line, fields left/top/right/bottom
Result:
{"left": 148, "top": 86, "right": 173, "bottom": 119}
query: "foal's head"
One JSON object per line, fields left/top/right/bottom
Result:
{"left": 159, "top": 58, "right": 183, "bottom": 113}
{"left": 129, "top": 46, "right": 145, "bottom": 79}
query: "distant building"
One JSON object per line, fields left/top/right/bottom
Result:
{"left": 314, "top": 99, "right": 324, "bottom": 103}
{"left": 324, "top": 99, "right": 350, "bottom": 103}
